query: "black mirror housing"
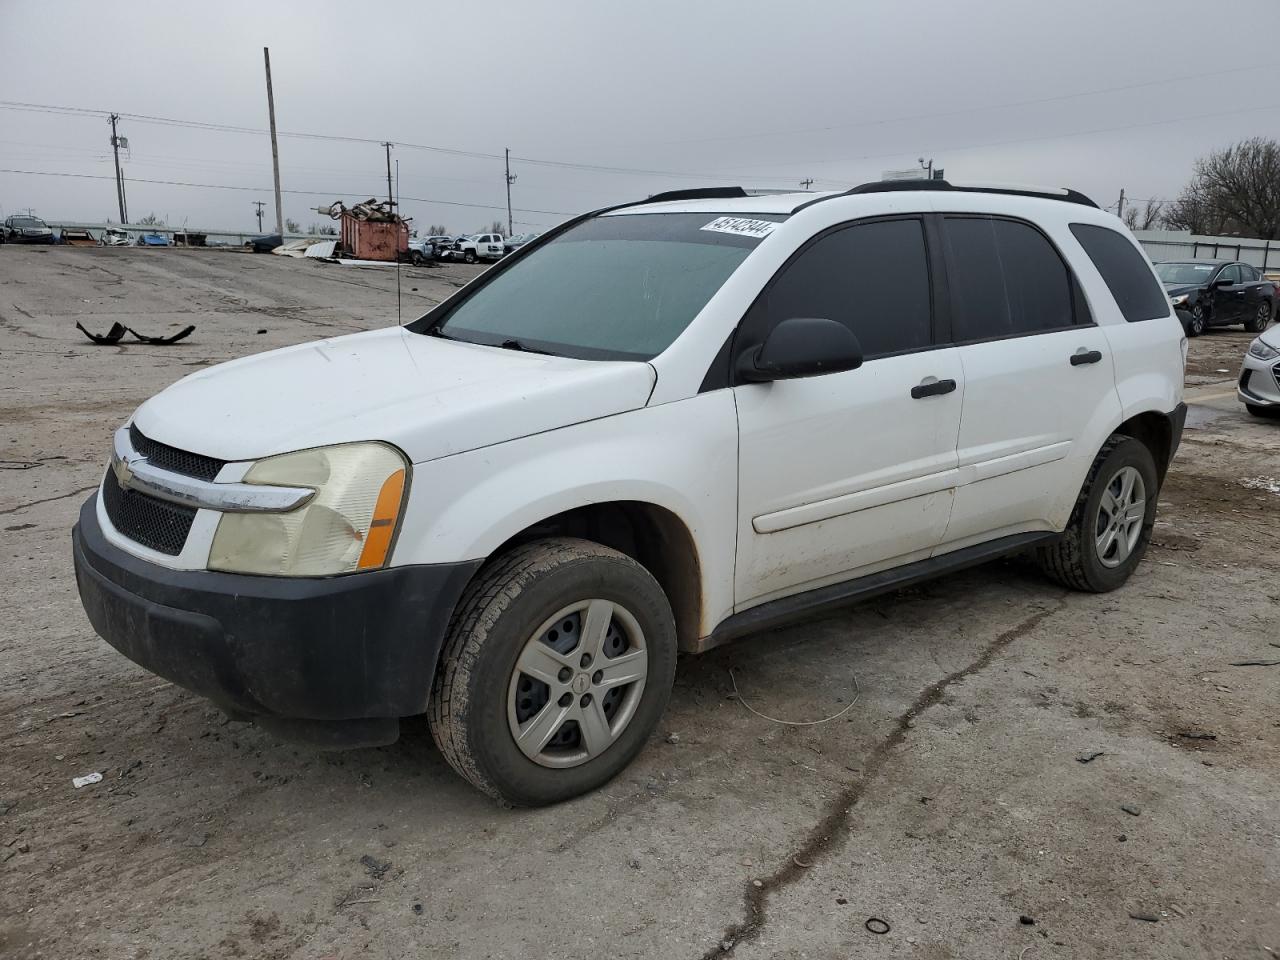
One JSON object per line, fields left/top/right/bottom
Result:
{"left": 738, "top": 317, "right": 864, "bottom": 382}
{"left": 1213, "top": 277, "right": 1234, "bottom": 288}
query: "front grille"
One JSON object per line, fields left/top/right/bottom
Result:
{"left": 130, "top": 423, "right": 225, "bottom": 481}
{"left": 101, "top": 468, "right": 196, "bottom": 556}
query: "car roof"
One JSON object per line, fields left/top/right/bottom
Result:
{"left": 1159, "top": 258, "right": 1233, "bottom": 265}
{"left": 607, "top": 192, "right": 835, "bottom": 216}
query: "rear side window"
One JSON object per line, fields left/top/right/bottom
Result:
{"left": 764, "top": 218, "right": 932, "bottom": 358}
{"left": 942, "top": 217, "right": 1077, "bottom": 341}
{"left": 1069, "top": 223, "right": 1169, "bottom": 322}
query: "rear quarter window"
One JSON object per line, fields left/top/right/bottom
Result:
{"left": 1069, "top": 223, "right": 1169, "bottom": 322}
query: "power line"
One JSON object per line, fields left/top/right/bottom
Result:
{"left": 0, "top": 167, "right": 574, "bottom": 217}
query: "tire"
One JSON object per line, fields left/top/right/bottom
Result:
{"left": 1246, "top": 403, "right": 1280, "bottom": 419}
{"left": 1035, "top": 435, "right": 1159, "bottom": 592}
{"left": 410, "top": 250, "right": 425, "bottom": 266}
{"left": 429, "top": 538, "right": 677, "bottom": 806}
{"left": 463, "top": 249, "right": 477, "bottom": 264}
{"left": 1244, "top": 301, "right": 1271, "bottom": 333}
{"left": 1186, "top": 304, "right": 1205, "bottom": 337}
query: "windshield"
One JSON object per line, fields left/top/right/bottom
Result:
{"left": 427, "top": 212, "right": 781, "bottom": 360}
{"left": 1155, "top": 261, "right": 1218, "bottom": 285}
{"left": 13, "top": 217, "right": 45, "bottom": 228}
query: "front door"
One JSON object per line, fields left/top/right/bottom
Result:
{"left": 1211, "top": 263, "right": 1244, "bottom": 323}
{"left": 734, "top": 216, "right": 963, "bottom": 608}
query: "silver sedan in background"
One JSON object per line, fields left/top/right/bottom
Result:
{"left": 1239, "top": 322, "right": 1280, "bottom": 418}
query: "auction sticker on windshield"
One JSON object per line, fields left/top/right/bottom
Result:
{"left": 700, "top": 217, "right": 778, "bottom": 240}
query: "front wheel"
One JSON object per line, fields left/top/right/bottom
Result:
{"left": 1035, "top": 436, "right": 1158, "bottom": 592}
{"left": 1244, "top": 301, "right": 1272, "bottom": 333}
{"left": 429, "top": 538, "right": 677, "bottom": 806}
{"left": 1186, "top": 304, "right": 1205, "bottom": 337}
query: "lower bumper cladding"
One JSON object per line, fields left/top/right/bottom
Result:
{"left": 72, "top": 495, "right": 480, "bottom": 746}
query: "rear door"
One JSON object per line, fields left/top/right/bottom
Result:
{"left": 938, "top": 215, "right": 1112, "bottom": 549}
{"left": 734, "top": 216, "right": 964, "bottom": 607}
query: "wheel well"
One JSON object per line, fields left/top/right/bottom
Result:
{"left": 489, "top": 502, "right": 702, "bottom": 652}
{"left": 1115, "top": 411, "right": 1172, "bottom": 485}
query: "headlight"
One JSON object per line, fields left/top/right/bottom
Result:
{"left": 1249, "top": 338, "right": 1280, "bottom": 361}
{"left": 209, "top": 442, "right": 408, "bottom": 576}
{"left": 1170, "top": 294, "right": 1189, "bottom": 307}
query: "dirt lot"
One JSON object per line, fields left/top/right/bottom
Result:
{"left": 1, "top": 246, "right": 1277, "bottom": 960}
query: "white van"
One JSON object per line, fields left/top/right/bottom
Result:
{"left": 73, "top": 181, "right": 1186, "bottom": 805}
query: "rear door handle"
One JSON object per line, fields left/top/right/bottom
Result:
{"left": 911, "top": 378, "right": 957, "bottom": 399}
{"left": 1070, "top": 350, "right": 1103, "bottom": 366}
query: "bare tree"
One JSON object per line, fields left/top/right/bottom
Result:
{"left": 427, "top": 224, "right": 450, "bottom": 235}
{"left": 285, "top": 218, "right": 301, "bottom": 233}
{"left": 481, "top": 219, "right": 505, "bottom": 235}
{"left": 1122, "top": 199, "right": 1164, "bottom": 231}
{"left": 1165, "top": 137, "right": 1280, "bottom": 238}
{"left": 137, "top": 212, "right": 165, "bottom": 226}
{"left": 307, "top": 222, "right": 338, "bottom": 236}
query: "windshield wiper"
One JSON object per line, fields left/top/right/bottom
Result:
{"left": 498, "top": 338, "right": 554, "bottom": 355}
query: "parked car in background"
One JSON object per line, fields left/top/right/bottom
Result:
{"left": 2, "top": 215, "right": 55, "bottom": 244}
{"left": 136, "top": 232, "right": 171, "bottom": 247}
{"left": 245, "top": 233, "right": 283, "bottom": 254}
{"left": 100, "top": 228, "right": 131, "bottom": 246}
{"left": 407, "top": 236, "right": 436, "bottom": 265}
{"left": 503, "top": 232, "right": 539, "bottom": 254}
{"left": 1155, "top": 259, "right": 1275, "bottom": 336}
{"left": 73, "top": 180, "right": 1186, "bottom": 806}
{"left": 1237, "top": 323, "right": 1280, "bottom": 418}
{"left": 449, "top": 233, "right": 505, "bottom": 263}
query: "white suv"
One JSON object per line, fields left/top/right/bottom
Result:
{"left": 73, "top": 181, "right": 1187, "bottom": 806}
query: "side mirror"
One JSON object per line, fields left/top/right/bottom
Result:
{"left": 737, "top": 317, "right": 864, "bottom": 383}
{"left": 1213, "top": 278, "right": 1234, "bottom": 288}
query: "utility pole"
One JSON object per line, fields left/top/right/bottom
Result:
{"left": 252, "top": 201, "right": 265, "bottom": 232}
{"left": 263, "top": 47, "right": 284, "bottom": 236}
{"left": 918, "top": 156, "right": 934, "bottom": 180}
{"left": 504, "top": 148, "right": 517, "bottom": 236}
{"left": 382, "top": 142, "right": 395, "bottom": 207}
{"left": 108, "top": 114, "right": 128, "bottom": 224}
{"left": 1117, "top": 188, "right": 1126, "bottom": 220}
{"left": 800, "top": 178, "right": 814, "bottom": 190}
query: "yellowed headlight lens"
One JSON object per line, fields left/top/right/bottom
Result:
{"left": 209, "top": 442, "right": 408, "bottom": 576}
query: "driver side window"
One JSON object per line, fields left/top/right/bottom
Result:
{"left": 762, "top": 217, "right": 933, "bottom": 359}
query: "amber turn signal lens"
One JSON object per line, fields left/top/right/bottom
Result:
{"left": 357, "top": 468, "right": 406, "bottom": 569}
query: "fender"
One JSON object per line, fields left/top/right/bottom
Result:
{"left": 391, "top": 391, "right": 740, "bottom": 637}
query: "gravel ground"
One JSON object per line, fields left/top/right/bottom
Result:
{"left": 1, "top": 247, "right": 1277, "bottom": 960}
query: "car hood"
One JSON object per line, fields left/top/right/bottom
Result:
{"left": 132, "top": 327, "right": 656, "bottom": 464}
{"left": 1260, "top": 323, "right": 1280, "bottom": 350}
{"left": 1162, "top": 283, "right": 1203, "bottom": 297}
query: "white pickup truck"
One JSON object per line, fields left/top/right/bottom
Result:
{"left": 448, "top": 233, "right": 506, "bottom": 263}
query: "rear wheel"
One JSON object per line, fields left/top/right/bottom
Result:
{"left": 463, "top": 249, "right": 477, "bottom": 264}
{"left": 1036, "top": 436, "right": 1158, "bottom": 592}
{"left": 429, "top": 538, "right": 677, "bottom": 806}
{"left": 1244, "top": 301, "right": 1272, "bottom": 333}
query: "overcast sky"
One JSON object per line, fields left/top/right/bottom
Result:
{"left": 1, "top": 0, "right": 1276, "bottom": 235}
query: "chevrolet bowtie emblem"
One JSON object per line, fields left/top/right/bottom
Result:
{"left": 112, "top": 451, "right": 143, "bottom": 490}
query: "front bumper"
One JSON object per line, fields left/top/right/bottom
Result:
{"left": 1238, "top": 353, "right": 1280, "bottom": 408}
{"left": 72, "top": 495, "right": 480, "bottom": 742}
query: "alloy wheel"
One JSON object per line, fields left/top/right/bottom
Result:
{"left": 507, "top": 599, "right": 648, "bottom": 769}
{"left": 1094, "top": 465, "right": 1146, "bottom": 568}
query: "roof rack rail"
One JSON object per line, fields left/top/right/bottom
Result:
{"left": 844, "top": 179, "right": 1099, "bottom": 209}
{"left": 639, "top": 186, "right": 750, "bottom": 204}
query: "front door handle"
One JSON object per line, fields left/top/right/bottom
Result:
{"left": 1070, "top": 349, "right": 1103, "bottom": 366}
{"left": 911, "top": 378, "right": 957, "bottom": 399}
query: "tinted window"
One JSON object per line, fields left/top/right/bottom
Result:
{"left": 432, "top": 212, "right": 778, "bottom": 360}
{"left": 1070, "top": 223, "right": 1169, "bottom": 322}
{"left": 763, "top": 218, "right": 931, "bottom": 358}
{"left": 1239, "top": 263, "right": 1258, "bottom": 282}
{"left": 1220, "top": 264, "right": 1242, "bottom": 283}
{"left": 943, "top": 217, "right": 1076, "bottom": 340}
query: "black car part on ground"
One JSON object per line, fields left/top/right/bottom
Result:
{"left": 76, "top": 322, "right": 195, "bottom": 345}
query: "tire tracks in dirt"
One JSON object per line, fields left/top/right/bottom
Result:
{"left": 700, "top": 595, "right": 1068, "bottom": 958}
